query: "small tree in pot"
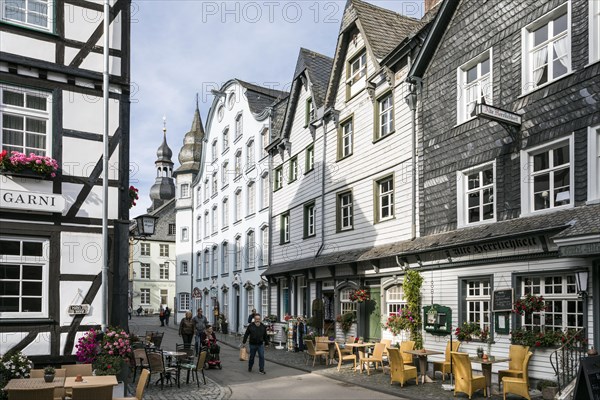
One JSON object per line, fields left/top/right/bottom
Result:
{"left": 537, "top": 380, "right": 558, "bottom": 400}
{"left": 43, "top": 366, "right": 55, "bottom": 383}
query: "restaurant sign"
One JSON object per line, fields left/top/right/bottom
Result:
{"left": 68, "top": 304, "right": 90, "bottom": 315}
{"left": 476, "top": 104, "right": 522, "bottom": 126}
{"left": 1, "top": 189, "right": 65, "bottom": 213}
{"left": 451, "top": 236, "right": 542, "bottom": 259}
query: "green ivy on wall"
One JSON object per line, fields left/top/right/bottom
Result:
{"left": 403, "top": 269, "right": 424, "bottom": 349}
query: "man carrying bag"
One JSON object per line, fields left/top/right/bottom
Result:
{"left": 242, "top": 313, "right": 269, "bottom": 374}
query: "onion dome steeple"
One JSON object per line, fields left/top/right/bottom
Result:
{"left": 149, "top": 118, "right": 175, "bottom": 211}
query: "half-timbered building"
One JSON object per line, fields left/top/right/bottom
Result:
{"left": 0, "top": 0, "right": 131, "bottom": 364}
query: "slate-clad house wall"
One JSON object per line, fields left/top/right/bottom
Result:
{"left": 0, "top": 0, "right": 131, "bottom": 363}
{"left": 405, "top": 0, "right": 600, "bottom": 381}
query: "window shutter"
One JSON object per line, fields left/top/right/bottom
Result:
{"left": 459, "top": 279, "right": 467, "bottom": 325}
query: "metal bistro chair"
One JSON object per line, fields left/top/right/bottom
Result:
{"left": 71, "top": 385, "right": 113, "bottom": 400}
{"left": 145, "top": 347, "right": 178, "bottom": 389}
{"left": 150, "top": 332, "right": 164, "bottom": 348}
{"left": 8, "top": 387, "right": 55, "bottom": 400}
{"left": 176, "top": 343, "right": 195, "bottom": 364}
{"left": 132, "top": 347, "right": 149, "bottom": 382}
{"left": 180, "top": 351, "right": 207, "bottom": 387}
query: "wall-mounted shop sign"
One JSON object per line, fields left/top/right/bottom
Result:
{"left": 450, "top": 236, "right": 543, "bottom": 259}
{"left": 423, "top": 304, "right": 452, "bottom": 336}
{"left": 476, "top": 104, "right": 522, "bottom": 126}
{"left": 1, "top": 189, "right": 65, "bottom": 213}
{"left": 492, "top": 288, "right": 514, "bottom": 312}
{"left": 559, "top": 242, "right": 600, "bottom": 257}
{"left": 67, "top": 304, "right": 90, "bottom": 315}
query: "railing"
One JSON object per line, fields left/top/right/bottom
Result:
{"left": 550, "top": 328, "right": 587, "bottom": 394}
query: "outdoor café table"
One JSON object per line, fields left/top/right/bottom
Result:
{"left": 403, "top": 349, "right": 444, "bottom": 384}
{"left": 163, "top": 351, "right": 187, "bottom": 388}
{"left": 4, "top": 377, "right": 65, "bottom": 391}
{"left": 345, "top": 342, "right": 376, "bottom": 372}
{"left": 64, "top": 375, "right": 118, "bottom": 389}
{"left": 469, "top": 356, "right": 510, "bottom": 398}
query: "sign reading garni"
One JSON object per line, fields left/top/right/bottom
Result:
{"left": 1, "top": 189, "right": 65, "bottom": 213}
{"left": 450, "top": 236, "right": 542, "bottom": 259}
{"left": 476, "top": 104, "right": 522, "bottom": 126}
{"left": 68, "top": 304, "right": 90, "bottom": 315}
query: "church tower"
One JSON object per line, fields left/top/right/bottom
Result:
{"left": 149, "top": 119, "right": 175, "bottom": 211}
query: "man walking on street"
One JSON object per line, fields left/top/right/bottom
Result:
{"left": 242, "top": 313, "right": 269, "bottom": 374}
{"left": 192, "top": 308, "right": 208, "bottom": 355}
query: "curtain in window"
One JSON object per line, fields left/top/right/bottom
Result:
{"left": 553, "top": 37, "right": 569, "bottom": 70}
{"left": 533, "top": 47, "right": 548, "bottom": 85}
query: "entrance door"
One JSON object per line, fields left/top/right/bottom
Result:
{"left": 366, "top": 288, "right": 381, "bottom": 341}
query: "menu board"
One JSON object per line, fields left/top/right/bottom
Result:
{"left": 573, "top": 356, "right": 600, "bottom": 400}
{"left": 492, "top": 289, "right": 513, "bottom": 312}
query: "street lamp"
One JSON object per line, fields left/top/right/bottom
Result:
{"left": 133, "top": 214, "right": 158, "bottom": 237}
{"left": 575, "top": 270, "right": 589, "bottom": 297}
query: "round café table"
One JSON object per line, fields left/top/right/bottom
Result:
{"left": 403, "top": 349, "right": 444, "bottom": 384}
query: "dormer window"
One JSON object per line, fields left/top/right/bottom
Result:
{"left": 347, "top": 50, "right": 367, "bottom": 98}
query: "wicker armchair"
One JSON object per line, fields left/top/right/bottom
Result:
{"left": 8, "top": 387, "right": 54, "bottom": 400}
{"left": 388, "top": 347, "right": 418, "bottom": 387}
{"left": 305, "top": 340, "right": 328, "bottom": 367}
{"left": 114, "top": 369, "right": 150, "bottom": 400}
{"left": 334, "top": 342, "right": 356, "bottom": 371}
{"left": 71, "top": 385, "right": 113, "bottom": 400}
{"left": 502, "top": 352, "right": 533, "bottom": 400}
{"left": 498, "top": 345, "right": 530, "bottom": 386}
{"left": 432, "top": 340, "right": 461, "bottom": 381}
{"left": 399, "top": 340, "right": 415, "bottom": 365}
{"left": 452, "top": 352, "right": 486, "bottom": 399}
{"left": 360, "top": 343, "right": 386, "bottom": 375}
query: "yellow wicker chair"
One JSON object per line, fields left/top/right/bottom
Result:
{"left": 71, "top": 385, "right": 113, "bottom": 400}
{"left": 305, "top": 340, "right": 328, "bottom": 367}
{"left": 114, "top": 368, "right": 150, "bottom": 400}
{"left": 503, "top": 352, "right": 533, "bottom": 400}
{"left": 360, "top": 343, "right": 386, "bottom": 375}
{"left": 399, "top": 340, "right": 415, "bottom": 365}
{"left": 433, "top": 340, "right": 461, "bottom": 381}
{"left": 388, "top": 347, "right": 418, "bottom": 387}
{"left": 498, "top": 345, "right": 530, "bottom": 385}
{"left": 335, "top": 342, "right": 357, "bottom": 371}
{"left": 452, "top": 352, "right": 487, "bottom": 399}
{"left": 8, "top": 387, "right": 55, "bottom": 400}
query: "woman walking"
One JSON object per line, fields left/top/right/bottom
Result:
{"left": 179, "top": 311, "right": 195, "bottom": 346}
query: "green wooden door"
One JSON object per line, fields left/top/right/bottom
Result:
{"left": 366, "top": 288, "right": 381, "bottom": 341}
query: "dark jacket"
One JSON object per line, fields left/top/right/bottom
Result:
{"left": 247, "top": 313, "right": 256, "bottom": 324}
{"left": 243, "top": 323, "right": 269, "bottom": 346}
{"left": 179, "top": 317, "right": 194, "bottom": 335}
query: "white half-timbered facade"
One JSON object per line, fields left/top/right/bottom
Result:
{"left": 0, "top": 0, "right": 131, "bottom": 364}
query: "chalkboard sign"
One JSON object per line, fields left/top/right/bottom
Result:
{"left": 493, "top": 289, "right": 513, "bottom": 312}
{"left": 573, "top": 355, "right": 600, "bottom": 400}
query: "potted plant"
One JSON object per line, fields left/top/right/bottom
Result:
{"left": 349, "top": 288, "right": 370, "bottom": 303}
{"left": 0, "top": 351, "right": 34, "bottom": 400}
{"left": 455, "top": 322, "right": 481, "bottom": 342}
{"left": 128, "top": 186, "right": 139, "bottom": 209}
{"left": 336, "top": 312, "right": 356, "bottom": 334}
{"left": 513, "top": 294, "right": 546, "bottom": 315}
{"left": 537, "top": 380, "right": 559, "bottom": 400}
{"left": 0, "top": 150, "right": 59, "bottom": 179}
{"left": 43, "top": 366, "right": 55, "bottom": 383}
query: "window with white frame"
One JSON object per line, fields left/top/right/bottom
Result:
{"left": 212, "top": 206, "right": 218, "bottom": 233}
{"left": 520, "top": 274, "right": 583, "bottom": 331}
{"left": 222, "top": 128, "right": 229, "bottom": 150}
{"left": 247, "top": 288, "right": 255, "bottom": 317}
{"left": 274, "top": 166, "right": 283, "bottom": 190}
{"left": 203, "top": 180, "right": 209, "bottom": 201}
{"left": 306, "top": 144, "right": 314, "bottom": 172}
{"left": 159, "top": 244, "right": 169, "bottom": 257}
{"left": 377, "top": 93, "right": 394, "bottom": 139}
{"left": 590, "top": 0, "right": 600, "bottom": 63}
{"left": 339, "top": 118, "right": 353, "bottom": 159}
{"left": 140, "top": 263, "right": 150, "bottom": 279}
{"left": 196, "top": 217, "right": 202, "bottom": 240}
{"left": 212, "top": 172, "right": 218, "bottom": 196}
{"left": 306, "top": 98, "right": 315, "bottom": 125}
{"left": 212, "top": 140, "right": 217, "bottom": 162}
{"left": 196, "top": 253, "right": 202, "bottom": 278}
{"left": 159, "top": 263, "right": 169, "bottom": 280}
{"left": 458, "top": 163, "right": 495, "bottom": 226}
{"left": 247, "top": 182, "right": 256, "bottom": 215}
{"left": 246, "top": 140, "right": 255, "bottom": 170}
{"left": 297, "top": 276, "right": 307, "bottom": 316}
{"left": 168, "top": 224, "right": 176, "bottom": 235}
{"left": 204, "top": 211, "right": 209, "bottom": 237}
{"left": 337, "top": 191, "right": 353, "bottom": 231}
{"left": 235, "top": 113, "right": 243, "bottom": 139}
{"left": 222, "top": 291, "right": 229, "bottom": 318}
{"left": 522, "top": 138, "right": 572, "bottom": 212}
{"left": 376, "top": 176, "right": 394, "bottom": 222}
{"left": 203, "top": 250, "right": 210, "bottom": 277}
{"left": 234, "top": 236, "right": 242, "bottom": 271}
{"left": 179, "top": 293, "right": 190, "bottom": 311}
{"left": 212, "top": 246, "right": 218, "bottom": 276}
{"left": 261, "top": 173, "right": 269, "bottom": 209}
{"left": 180, "top": 184, "right": 190, "bottom": 199}
{"left": 280, "top": 212, "right": 290, "bottom": 244}
{"left": 0, "top": 237, "right": 48, "bottom": 318}
{"left": 462, "top": 278, "right": 491, "bottom": 331}
{"left": 289, "top": 156, "right": 298, "bottom": 182}
{"left": 261, "top": 128, "right": 269, "bottom": 158}
{"left": 280, "top": 278, "right": 290, "bottom": 317}
{"left": 340, "top": 288, "right": 357, "bottom": 315}
{"left": 523, "top": 4, "right": 570, "bottom": 92}
{"left": 235, "top": 150, "right": 242, "bottom": 177}
{"left": 222, "top": 162, "right": 229, "bottom": 186}
{"left": 261, "top": 287, "right": 268, "bottom": 315}
{"left": 457, "top": 50, "right": 492, "bottom": 123}
{"left": 181, "top": 228, "right": 189, "bottom": 242}
{"left": 261, "top": 227, "right": 269, "bottom": 266}
{"left": 304, "top": 202, "right": 315, "bottom": 238}
{"left": 588, "top": 126, "right": 600, "bottom": 201}
{"left": 222, "top": 242, "right": 229, "bottom": 274}
{"left": 235, "top": 189, "right": 242, "bottom": 222}
{"left": 247, "top": 230, "right": 255, "bottom": 269}
{"left": 347, "top": 50, "right": 367, "bottom": 96}
{"left": 1, "top": 0, "right": 52, "bottom": 31}
{"left": 140, "top": 243, "right": 150, "bottom": 256}
{"left": 140, "top": 288, "right": 150, "bottom": 305}
{"left": 160, "top": 289, "right": 168, "bottom": 306}
{"left": 385, "top": 285, "right": 406, "bottom": 317}
{"left": 1, "top": 86, "right": 51, "bottom": 156}
{"left": 181, "top": 261, "right": 188, "bottom": 275}
{"left": 222, "top": 198, "right": 229, "bottom": 226}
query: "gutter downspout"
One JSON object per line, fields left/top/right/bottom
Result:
{"left": 101, "top": 0, "right": 110, "bottom": 330}
{"left": 315, "top": 110, "right": 330, "bottom": 258}
{"left": 406, "top": 55, "right": 418, "bottom": 241}
{"left": 267, "top": 107, "right": 274, "bottom": 316}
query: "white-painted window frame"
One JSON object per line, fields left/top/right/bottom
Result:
{"left": 457, "top": 161, "right": 496, "bottom": 228}
{"left": 456, "top": 48, "right": 493, "bottom": 124}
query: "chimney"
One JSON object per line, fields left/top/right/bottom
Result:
{"left": 424, "top": 0, "right": 442, "bottom": 14}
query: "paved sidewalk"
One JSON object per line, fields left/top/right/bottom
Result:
{"left": 216, "top": 332, "right": 542, "bottom": 400}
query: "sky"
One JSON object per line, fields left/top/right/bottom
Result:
{"left": 129, "top": 0, "right": 425, "bottom": 216}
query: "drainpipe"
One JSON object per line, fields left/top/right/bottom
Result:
{"left": 316, "top": 109, "right": 332, "bottom": 258}
{"left": 405, "top": 79, "right": 418, "bottom": 241}
{"left": 267, "top": 107, "right": 274, "bottom": 315}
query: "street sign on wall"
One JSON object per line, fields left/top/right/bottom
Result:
{"left": 67, "top": 304, "right": 90, "bottom": 315}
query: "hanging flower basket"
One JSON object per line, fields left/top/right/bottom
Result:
{"left": 128, "top": 186, "right": 139, "bottom": 209}
{"left": 512, "top": 294, "right": 546, "bottom": 315}
{"left": 0, "top": 150, "right": 58, "bottom": 179}
{"left": 385, "top": 308, "right": 418, "bottom": 336}
{"left": 349, "top": 288, "right": 370, "bottom": 303}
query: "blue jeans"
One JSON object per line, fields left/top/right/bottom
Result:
{"left": 249, "top": 343, "right": 265, "bottom": 371}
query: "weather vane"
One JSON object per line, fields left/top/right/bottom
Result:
{"left": 162, "top": 115, "right": 167, "bottom": 133}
